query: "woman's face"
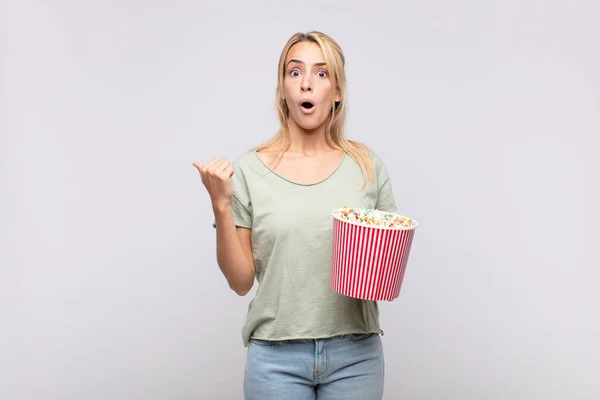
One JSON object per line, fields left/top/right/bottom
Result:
{"left": 283, "top": 41, "right": 341, "bottom": 131}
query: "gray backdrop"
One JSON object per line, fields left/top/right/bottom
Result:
{"left": 2, "top": 0, "right": 599, "bottom": 399}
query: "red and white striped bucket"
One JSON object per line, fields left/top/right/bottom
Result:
{"left": 330, "top": 209, "right": 418, "bottom": 301}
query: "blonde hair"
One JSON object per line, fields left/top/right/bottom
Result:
{"left": 254, "top": 31, "right": 375, "bottom": 188}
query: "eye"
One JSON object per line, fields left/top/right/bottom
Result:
{"left": 290, "top": 69, "right": 301, "bottom": 77}
{"left": 317, "top": 70, "right": 328, "bottom": 78}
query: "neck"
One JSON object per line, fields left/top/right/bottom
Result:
{"left": 286, "top": 119, "right": 332, "bottom": 156}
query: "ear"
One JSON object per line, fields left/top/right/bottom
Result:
{"left": 334, "top": 87, "right": 342, "bottom": 103}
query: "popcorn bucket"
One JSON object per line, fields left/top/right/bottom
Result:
{"left": 330, "top": 208, "right": 418, "bottom": 301}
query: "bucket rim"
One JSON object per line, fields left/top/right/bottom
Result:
{"left": 331, "top": 207, "right": 419, "bottom": 231}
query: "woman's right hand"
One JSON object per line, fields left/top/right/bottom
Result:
{"left": 192, "top": 159, "right": 234, "bottom": 211}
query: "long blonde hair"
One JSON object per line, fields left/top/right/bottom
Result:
{"left": 254, "top": 31, "right": 375, "bottom": 188}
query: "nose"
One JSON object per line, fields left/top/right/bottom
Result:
{"left": 301, "top": 75, "right": 312, "bottom": 92}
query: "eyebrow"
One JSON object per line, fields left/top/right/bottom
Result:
{"left": 286, "top": 59, "right": 327, "bottom": 68}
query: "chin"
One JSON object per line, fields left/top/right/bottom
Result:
{"left": 294, "top": 116, "right": 328, "bottom": 131}
{"left": 298, "top": 122, "right": 323, "bottom": 131}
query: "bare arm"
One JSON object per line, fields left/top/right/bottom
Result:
{"left": 193, "top": 158, "right": 255, "bottom": 296}
{"left": 213, "top": 204, "right": 255, "bottom": 296}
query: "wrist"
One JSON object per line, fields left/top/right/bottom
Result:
{"left": 212, "top": 200, "right": 232, "bottom": 214}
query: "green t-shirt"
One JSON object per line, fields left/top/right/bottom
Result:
{"left": 221, "top": 150, "right": 397, "bottom": 347}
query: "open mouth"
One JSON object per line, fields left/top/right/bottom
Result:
{"left": 301, "top": 101, "right": 315, "bottom": 110}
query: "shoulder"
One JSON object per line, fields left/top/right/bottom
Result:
{"left": 364, "top": 146, "right": 388, "bottom": 172}
{"left": 350, "top": 141, "right": 387, "bottom": 170}
{"left": 346, "top": 140, "right": 384, "bottom": 163}
{"left": 371, "top": 152, "right": 385, "bottom": 168}
{"left": 229, "top": 149, "right": 270, "bottom": 192}
{"left": 228, "top": 151, "right": 258, "bottom": 192}
{"left": 232, "top": 150, "right": 257, "bottom": 169}
{"left": 363, "top": 146, "right": 392, "bottom": 182}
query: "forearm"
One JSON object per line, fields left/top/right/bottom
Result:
{"left": 213, "top": 205, "right": 255, "bottom": 295}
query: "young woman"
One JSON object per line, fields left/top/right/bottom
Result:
{"left": 194, "top": 31, "right": 397, "bottom": 400}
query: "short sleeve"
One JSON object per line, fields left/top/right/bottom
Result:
{"left": 373, "top": 154, "right": 398, "bottom": 213}
{"left": 230, "top": 193, "right": 252, "bottom": 228}
{"left": 212, "top": 158, "right": 253, "bottom": 229}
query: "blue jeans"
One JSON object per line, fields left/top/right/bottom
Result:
{"left": 244, "top": 333, "right": 384, "bottom": 399}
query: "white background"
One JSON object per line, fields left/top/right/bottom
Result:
{"left": 2, "top": 0, "right": 599, "bottom": 399}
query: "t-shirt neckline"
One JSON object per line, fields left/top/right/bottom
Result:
{"left": 253, "top": 150, "right": 347, "bottom": 187}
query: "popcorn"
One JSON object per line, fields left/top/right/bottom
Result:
{"left": 333, "top": 206, "right": 414, "bottom": 229}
